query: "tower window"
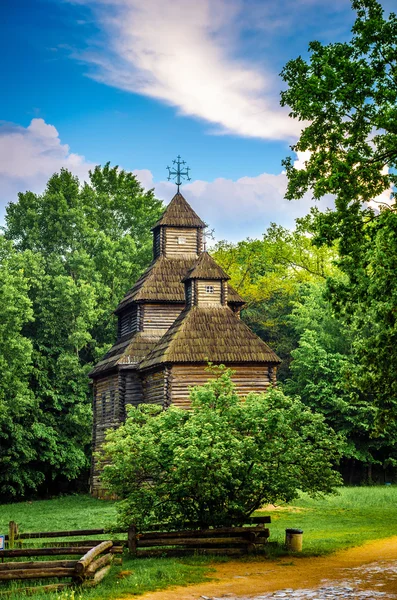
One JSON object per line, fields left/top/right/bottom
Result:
{"left": 178, "top": 236, "right": 186, "bottom": 244}
{"left": 205, "top": 285, "right": 214, "bottom": 293}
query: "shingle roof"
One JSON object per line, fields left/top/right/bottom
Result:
{"left": 139, "top": 306, "right": 281, "bottom": 370}
{"left": 115, "top": 256, "right": 244, "bottom": 313}
{"left": 153, "top": 192, "right": 206, "bottom": 229}
{"left": 182, "top": 252, "right": 230, "bottom": 282}
{"left": 89, "top": 332, "right": 163, "bottom": 377}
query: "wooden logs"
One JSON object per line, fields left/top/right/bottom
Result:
{"left": 15, "top": 528, "right": 106, "bottom": 540}
{"left": 0, "top": 568, "right": 76, "bottom": 581}
{"left": 0, "top": 547, "right": 103, "bottom": 558}
{"left": 128, "top": 525, "right": 137, "bottom": 556}
{"left": 137, "top": 536, "right": 263, "bottom": 547}
{"left": 139, "top": 526, "right": 268, "bottom": 539}
{"left": 8, "top": 521, "right": 18, "bottom": 549}
{"left": 85, "top": 552, "right": 113, "bottom": 577}
{"left": 82, "top": 564, "right": 112, "bottom": 588}
{"left": 0, "top": 560, "right": 77, "bottom": 571}
{"left": 75, "top": 540, "right": 113, "bottom": 575}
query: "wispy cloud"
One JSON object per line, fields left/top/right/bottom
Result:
{"left": 0, "top": 119, "right": 94, "bottom": 220}
{"left": 68, "top": 0, "right": 304, "bottom": 140}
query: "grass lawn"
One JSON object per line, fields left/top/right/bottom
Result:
{"left": 1, "top": 486, "right": 397, "bottom": 599}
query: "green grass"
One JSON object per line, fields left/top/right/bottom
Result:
{"left": 261, "top": 485, "right": 397, "bottom": 555}
{"left": 1, "top": 487, "right": 397, "bottom": 599}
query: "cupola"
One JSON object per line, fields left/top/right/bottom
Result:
{"left": 182, "top": 251, "right": 230, "bottom": 308}
{"left": 152, "top": 193, "right": 205, "bottom": 259}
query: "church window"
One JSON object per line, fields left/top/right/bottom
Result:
{"left": 205, "top": 285, "right": 214, "bottom": 293}
{"left": 178, "top": 236, "right": 186, "bottom": 244}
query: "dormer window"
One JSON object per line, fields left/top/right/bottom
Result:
{"left": 205, "top": 285, "right": 214, "bottom": 293}
{"left": 178, "top": 236, "right": 187, "bottom": 244}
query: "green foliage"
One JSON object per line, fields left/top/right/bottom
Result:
{"left": 281, "top": 0, "right": 397, "bottom": 207}
{"left": 212, "top": 219, "right": 337, "bottom": 379}
{"left": 1, "top": 164, "right": 163, "bottom": 498}
{"left": 101, "top": 369, "right": 342, "bottom": 530}
{"left": 0, "top": 237, "right": 39, "bottom": 496}
{"left": 280, "top": 0, "right": 397, "bottom": 424}
{"left": 284, "top": 284, "right": 397, "bottom": 468}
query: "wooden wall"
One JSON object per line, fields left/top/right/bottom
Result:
{"left": 143, "top": 370, "right": 166, "bottom": 405}
{"left": 142, "top": 303, "right": 182, "bottom": 331}
{"left": 164, "top": 227, "right": 199, "bottom": 257}
{"left": 196, "top": 281, "right": 222, "bottom": 306}
{"left": 122, "top": 371, "right": 144, "bottom": 408}
{"left": 118, "top": 305, "right": 141, "bottom": 338}
{"left": 153, "top": 228, "right": 162, "bottom": 258}
{"left": 91, "top": 373, "right": 121, "bottom": 496}
{"left": 169, "top": 364, "right": 273, "bottom": 408}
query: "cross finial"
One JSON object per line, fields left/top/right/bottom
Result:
{"left": 167, "top": 155, "right": 191, "bottom": 191}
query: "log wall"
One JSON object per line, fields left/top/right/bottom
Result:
{"left": 196, "top": 281, "right": 222, "bottom": 306}
{"left": 143, "top": 370, "right": 166, "bottom": 405}
{"left": 164, "top": 227, "right": 199, "bottom": 257}
{"left": 92, "top": 374, "right": 120, "bottom": 496}
{"left": 123, "top": 371, "right": 144, "bottom": 407}
{"left": 118, "top": 305, "right": 141, "bottom": 338}
{"left": 169, "top": 364, "right": 273, "bottom": 408}
{"left": 142, "top": 303, "right": 183, "bottom": 331}
{"left": 153, "top": 228, "right": 162, "bottom": 258}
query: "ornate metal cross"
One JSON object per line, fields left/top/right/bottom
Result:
{"left": 167, "top": 155, "right": 191, "bottom": 191}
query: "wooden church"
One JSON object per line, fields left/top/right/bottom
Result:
{"left": 89, "top": 186, "right": 281, "bottom": 496}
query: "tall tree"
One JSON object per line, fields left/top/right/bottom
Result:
{"left": 280, "top": 0, "right": 397, "bottom": 423}
{"left": 0, "top": 238, "right": 38, "bottom": 496}
{"left": 2, "top": 165, "right": 163, "bottom": 496}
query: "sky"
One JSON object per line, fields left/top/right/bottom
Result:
{"left": 0, "top": 0, "right": 393, "bottom": 241}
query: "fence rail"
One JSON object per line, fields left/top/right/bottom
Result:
{"left": 0, "top": 516, "right": 271, "bottom": 594}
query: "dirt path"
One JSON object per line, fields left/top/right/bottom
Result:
{"left": 128, "top": 536, "right": 397, "bottom": 600}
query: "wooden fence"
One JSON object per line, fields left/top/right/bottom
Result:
{"left": 0, "top": 516, "right": 270, "bottom": 594}
{"left": 0, "top": 537, "right": 123, "bottom": 596}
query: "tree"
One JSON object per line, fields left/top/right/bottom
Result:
{"left": 0, "top": 237, "right": 38, "bottom": 496}
{"left": 284, "top": 283, "right": 397, "bottom": 479}
{"left": 212, "top": 219, "right": 337, "bottom": 380}
{"left": 280, "top": 0, "right": 397, "bottom": 423}
{"left": 2, "top": 165, "right": 163, "bottom": 495}
{"left": 101, "top": 369, "right": 342, "bottom": 530}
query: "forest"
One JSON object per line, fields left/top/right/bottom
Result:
{"left": 1, "top": 0, "right": 397, "bottom": 501}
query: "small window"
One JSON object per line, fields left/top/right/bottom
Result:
{"left": 178, "top": 236, "right": 186, "bottom": 244}
{"left": 205, "top": 285, "right": 214, "bottom": 293}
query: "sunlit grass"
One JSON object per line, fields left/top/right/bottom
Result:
{"left": 1, "top": 487, "right": 397, "bottom": 598}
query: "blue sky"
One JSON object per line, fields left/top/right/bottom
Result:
{"left": 0, "top": 0, "right": 393, "bottom": 241}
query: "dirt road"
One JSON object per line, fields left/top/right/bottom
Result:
{"left": 128, "top": 536, "right": 397, "bottom": 600}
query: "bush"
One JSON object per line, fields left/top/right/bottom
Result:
{"left": 101, "top": 368, "right": 343, "bottom": 529}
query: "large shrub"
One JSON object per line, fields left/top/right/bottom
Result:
{"left": 101, "top": 369, "right": 343, "bottom": 529}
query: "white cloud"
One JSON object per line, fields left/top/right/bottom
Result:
{"left": 70, "top": 0, "right": 303, "bottom": 140}
{"left": 0, "top": 119, "right": 331, "bottom": 240}
{"left": 0, "top": 119, "right": 94, "bottom": 220}
{"left": 133, "top": 169, "right": 333, "bottom": 242}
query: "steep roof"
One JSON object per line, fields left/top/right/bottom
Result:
{"left": 89, "top": 331, "right": 163, "bottom": 377}
{"left": 182, "top": 251, "right": 230, "bottom": 282}
{"left": 152, "top": 192, "right": 206, "bottom": 229}
{"left": 115, "top": 256, "right": 244, "bottom": 313}
{"left": 140, "top": 306, "right": 281, "bottom": 370}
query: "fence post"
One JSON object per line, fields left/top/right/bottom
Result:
{"left": 8, "top": 522, "right": 18, "bottom": 550}
{"left": 127, "top": 525, "right": 137, "bottom": 557}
